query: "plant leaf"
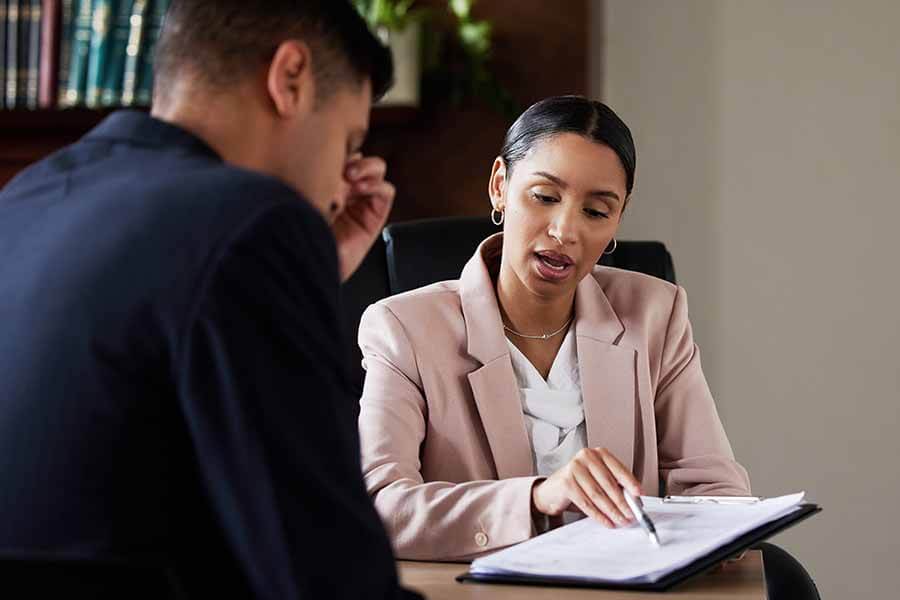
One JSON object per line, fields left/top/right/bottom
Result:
{"left": 449, "top": 0, "right": 472, "bottom": 20}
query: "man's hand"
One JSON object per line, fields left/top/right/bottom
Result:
{"left": 332, "top": 154, "right": 395, "bottom": 282}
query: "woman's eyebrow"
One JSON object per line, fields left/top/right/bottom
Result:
{"left": 533, "top": 170, "right": 621, "bottom": 203}
{"left": 533, "top": 170, "right": 567, "bottom": 187}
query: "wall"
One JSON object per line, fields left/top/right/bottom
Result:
{"left": 598, "top": 1, "right": 900, "bottom": 598}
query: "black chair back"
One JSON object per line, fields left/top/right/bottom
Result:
{"left": 383, "top": 216, "right": 676, "bottom": 294}
{"left": 340, "top": 236, "right": 390, "bottom": 396}
{"left": 341, "top": 216, "right": 676, "bottom": 396}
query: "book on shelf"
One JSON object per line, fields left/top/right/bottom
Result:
{"left": 0, "top": 0, "right": 7, "bottom": 109}
{"left": 5, "top": 0, "right": 20, "bottom": 107}
{"left": 39, "top": 0, "right": 62, "bottom": 108}
{"left": 99, "top": 0, "right": 131, "bottom": 106}
{"left": 134, "top": 0, "right": 166, "bottom": 106}
{"left": 119, "top": 0, "right": 146, "bottom": 106}
{"left": 2, "top": 0, "right": 167, "bottom": 111}
{"left": 16, "top": 0, "right": 30, "bottom": 107}
{"left": 56, "top": 0, "right": 74, "bottom": 106}
{"left": 83, "top": 0, "right": 111, "bottom": 107}
{"left": 62, "top": 0, "right": 93, "bottom": 107}
{"left": 25, "top": 0, "right": 41, "bottom": 109}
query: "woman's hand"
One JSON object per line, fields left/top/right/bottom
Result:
{"left": 331, "top": 154, "right": 395, "bottom": 282}
{"left": 531, "top": 447, "right": 642, "bottom": 528}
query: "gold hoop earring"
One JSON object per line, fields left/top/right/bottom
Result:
{"left": 491, "top": 208, "right": 505, "bottom": 226}
{"left": 603, "top": 238, "right": 617, "bottom": 255}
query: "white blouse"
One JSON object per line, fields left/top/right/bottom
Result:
{"left": 506, "top": 327, "right": 587, "bottom": 478}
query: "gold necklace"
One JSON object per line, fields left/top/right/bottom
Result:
{"left": 503, "top": 316, "right": 573, "bottom": 340}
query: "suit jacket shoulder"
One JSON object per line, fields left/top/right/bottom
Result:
{"left": 589, "top": 265, "right": 681, "bottom": 347}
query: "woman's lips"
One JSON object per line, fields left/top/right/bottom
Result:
{"left": 533, "top": 250, "right": 575, "bottom": 282}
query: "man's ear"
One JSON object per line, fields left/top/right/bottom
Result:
{"left": 266, "top": 40, "right": 315, "bottom": 118}
{"left": 488, "top": 157, "right": 507, "bottom": 211}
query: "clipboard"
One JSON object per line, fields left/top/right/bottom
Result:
{"left": 457, "top": 502, "right": 821, "bottom": 591}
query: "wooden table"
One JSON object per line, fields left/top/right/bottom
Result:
{"left": 398, "top": 550, "right": 767, "bottom": 599}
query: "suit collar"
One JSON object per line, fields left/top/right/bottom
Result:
{"left": 460, "top": 233, "right": 626, "bottom": 363}
{"left": 85, "top": 110, "right": 221, "bottom": 160}
{"left": 460, "top": 233, "right": 534, "bottom": 477}
{"left": 573, "top": 275, "right": 633, "bottom": 472}
{"left": 573, "top": 270, "right": 626, "bottom": 344}
{"left": 459, "top": 233, "right": 508, "bottom": 365}
{"left": 460, "top": 234, "right": 636, "bottom": 477}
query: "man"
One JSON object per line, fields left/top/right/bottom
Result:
{"left": 0, "top": 1, "right": 420, "bottom": 598}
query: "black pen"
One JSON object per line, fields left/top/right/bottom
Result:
{"left": 623, "top": 489, "right": 661, "bottom": 547}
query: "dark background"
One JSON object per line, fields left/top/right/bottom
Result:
{"left": 0, "top": 0, "right": 589, "bottom": 222}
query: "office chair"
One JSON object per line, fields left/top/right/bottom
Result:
{"left": 382, "top": 216, "right": 676, "bottom": 293}
{"left": 340, "top": 216, "right": 675, "bottom": 396}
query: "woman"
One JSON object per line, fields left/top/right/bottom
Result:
{"left": 358, "top": 96, "right": 750, "bottom": 561}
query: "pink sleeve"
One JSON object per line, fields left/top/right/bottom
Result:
{"left": 357, "top": 303, "right": 542, "bottom": 560}
{"left": 655, "top": 287, "right": 752, "bottom": 496}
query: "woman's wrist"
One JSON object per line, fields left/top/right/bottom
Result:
{"left": 531, "top": 477, "right": 547, "bottom": 516}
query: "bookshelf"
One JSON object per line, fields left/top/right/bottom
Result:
{"left": 0, "top": 105, "right": 421, "bottom": 133}
{"left": 0, "top": 107, "right": 118, "bottom": 132}
{"left": 3, "top": 0, "right": 589, "bottom": 224}
{"left": 0, "top": 105, "right": 422, "bottom": 187}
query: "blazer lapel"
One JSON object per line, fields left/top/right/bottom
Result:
{"left": 460, "top": 234, "right": 535, "bottom": 479}
{"left": 574, "top": 273, "right": 637, "bottom": 474}
{"left": 467, "top": 360, "right": 535, "bottom": 478}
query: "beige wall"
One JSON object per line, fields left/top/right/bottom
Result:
{"left": 596, "top": 1, "right": 900, "bottom": 598}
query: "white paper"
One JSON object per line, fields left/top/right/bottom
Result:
{"left": 470, "top": 492, "right": 806, "bottom": 584}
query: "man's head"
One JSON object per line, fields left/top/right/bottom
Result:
{"left": 152, "top": 1, "right": 393, "bottom": 222}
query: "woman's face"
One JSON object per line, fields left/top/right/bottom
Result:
{"left": 489, "top": 132, "right": 628, "bottom": 301}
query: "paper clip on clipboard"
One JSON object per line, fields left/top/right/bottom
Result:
{"left": 663, "top": 496, "right": 763, "bottom": 505}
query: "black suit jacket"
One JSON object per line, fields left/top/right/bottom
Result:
{"left": 0, "top": 111, "right": 418, "bottom": 599}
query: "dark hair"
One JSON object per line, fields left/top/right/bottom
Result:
{"left": 154, "top": 1, "right": 393, "bottom": 103}
{"left": 500, "top": 96, "right": 636, "bottom": 196}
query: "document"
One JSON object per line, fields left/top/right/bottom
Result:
{"left": 469, "top": 492, "right": 806, "bottom": 584}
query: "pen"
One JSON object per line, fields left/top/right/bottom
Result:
{"left": 622, "top": 489, "right": 660, "bottom": 547}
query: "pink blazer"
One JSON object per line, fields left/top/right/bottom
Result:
{"left": 358, "top": 234, "right": 750, "bottom": 561}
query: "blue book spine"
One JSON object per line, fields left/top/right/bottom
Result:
{"left": 134, "top": 0, "right": 167, "bottom": 106}
{"left": 100, "top": 0, "right": 133, "bottom": 106}
{"left": 62, "top": 0, "right": 92, "bottom": 107}
{"left": 120, "top": 0, "right": 146, "bottom": 106}
{"left": 84, "top": 0, "right": 113, "bottom": 107}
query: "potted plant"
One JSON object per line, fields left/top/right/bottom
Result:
{"left": 353, "top": 0, "right": 424, "bottom": 106}
{"left": 353, "top": 0, "right": 514, "bottom": 115}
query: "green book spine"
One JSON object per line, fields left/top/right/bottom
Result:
{"left": 0, "top": 0, "right": 7, "bottom": 109}
{"left": 84, "top": 0, "right": 113, "bottom": 107}
{"left": 99, "top": 0, "right": 131, "bottom": 106}
{"left": 25, "top": 0, "right": 41, "bottom": 108}
{"left": 62, "top": 0, "right": 92, "bottom": 107}
{"left": 134, "top": 0, "right": 166, "bottom": 106}
{"left": 6, "top": 0, "right": 20, "bottom": 107}
{"left": 57, "top": 0, "right": 74, "bottom": 105}
{"left": 120, "top": 0, "right": 146, "bottom": 106}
